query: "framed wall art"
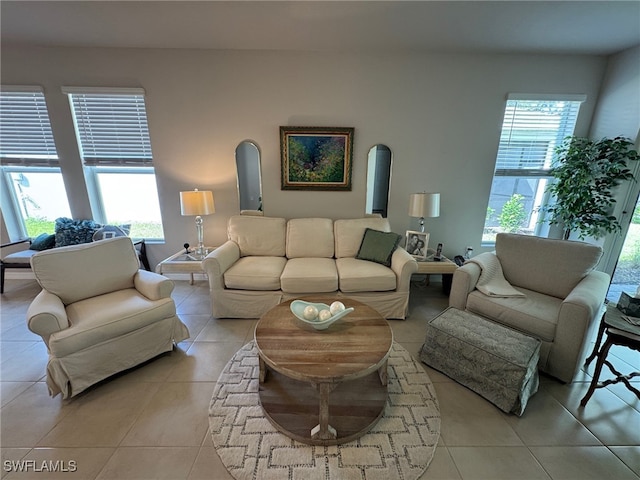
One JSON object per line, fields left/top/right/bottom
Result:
{"left": 280, "top": 126, "right": 354, "bottom": 190}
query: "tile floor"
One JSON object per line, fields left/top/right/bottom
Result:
{"left": 0, "top": 277, "right": 638, "bottom": 480}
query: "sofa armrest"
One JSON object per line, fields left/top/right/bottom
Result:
{"left": 27, "top": 290, "right": 69, "bottom": 346}
{"left": 390, "top": 247, "right": 418, "bottom": 292}
{"left": 202, "top": 241, "right": 240, "bottom": 291}
{"left": 449, "top": 261, "right": 482, "bottom": 310}
{"left": 551, "top": 270, "right": 610, "bottom": 383}
{"left": 134, "top": 269, "right": 175, "bottom": 300}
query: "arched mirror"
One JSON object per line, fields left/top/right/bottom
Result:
{"left": 236, "top": 141, "right": 263, "bottom": 212}
{"left": 365, "top": 144, "right": 392, "bottom": 217}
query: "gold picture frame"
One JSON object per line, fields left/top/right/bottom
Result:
{"left": 280, "top": 126, "right": 354, "bottom": 190}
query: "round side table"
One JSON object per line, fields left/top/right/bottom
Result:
{"left": 254, "top": 297, "right": 393, "bottom": 445}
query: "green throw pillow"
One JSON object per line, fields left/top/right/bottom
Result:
{"left": 356, "top": 228, "right": 401, "bottom": 267}
{"left": 29, "top": 233, "right": 56, "bottom": 251}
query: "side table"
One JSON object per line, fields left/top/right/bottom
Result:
{"left": 414, "top": 253, "right": 458, "bottom": 295}
{"left": 580, "top": 304, "right": 640, "bottom": 406}
{"left": 156, "top": 247, "right": 216, "bottom": 284}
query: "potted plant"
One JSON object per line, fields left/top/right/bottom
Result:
{"left": 540, "top": 136, "right": 639, "bottom": 240}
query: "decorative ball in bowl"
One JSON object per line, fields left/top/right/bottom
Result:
{"left": 290, "top": 300, "right": 354, "bottom": 330}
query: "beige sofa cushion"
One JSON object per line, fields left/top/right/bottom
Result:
{"left": 31, "top": 237, "right": 138, "bottom": 305}
{"left": 336, "top": 257, "right": 396, "bottom": 292}
{"left": 496, "top": 233, "right": 602, "bottom": 299}
{"left": 281, "top": 258, "right": 338, "bottom": 293}
{"left": 467, "top": 287, "right": 562, "bottom": 342}
{"left": 286, "top": 218, "right": 334, "bottom": 259}
{"left": 228, "top": 215, "right": 286, "bottom": 257}
{"left": 50, "top": 289, "right": 177, "bottom": 357}
{"left": 334, "top": 217, "right": 390, "bottom": 258}
{"left": 224, "top": 256, "right": 286, "bottom": 291}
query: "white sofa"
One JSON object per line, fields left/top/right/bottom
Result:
{"left": 449, "top": 233, "right": 610, "bottom": 383}
{"left": 202, "top": 215, "right": 418, "bottom": 319}
{"left": 27, "top": 237, "right": 190, "bottom": 398}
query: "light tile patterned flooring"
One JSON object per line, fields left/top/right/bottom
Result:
{"left": 0, "top": 278, "right": 638, "bottom": 480}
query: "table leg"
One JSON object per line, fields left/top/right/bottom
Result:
{"left": 442, "top": 274, "right": 453, "bottom": 295}
{"left": 378, "top": 359, "right": 388, "bottom": 386}
{"left": 584, "top": 310, "right": 607, "bottom": 367}
{"left": 258, "top": 356, "right": 267, "bottom": 383}
{"left": 311, "top": 382, "right": 337, "bottom": 441}
{"left": 189, "top": 272, "right": 195, "bottom": 285}
{"left": 580, "top": 336, "right": 614, "bottom": 407}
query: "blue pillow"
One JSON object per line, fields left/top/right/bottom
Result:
{"left": 29, "top": 233, "right": 56, "bottom": 251}
{"left": 54, "top": 217, "right": 101, "bottom": 247}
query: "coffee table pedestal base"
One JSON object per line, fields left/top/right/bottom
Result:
{"left": 258, "top": 368, "right": 387, "bottom": 446}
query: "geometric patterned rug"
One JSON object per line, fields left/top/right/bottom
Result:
{"left": 209, "top": 341, "right": 440, "bottom": 480}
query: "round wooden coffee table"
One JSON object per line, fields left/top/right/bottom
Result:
{"left": 254, "top": 297, "right": 393, "bottom": 445}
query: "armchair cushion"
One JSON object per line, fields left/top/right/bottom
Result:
{"left": 467, "top": 287, "right": 561, "bottom": 342}
{"left": 496, "top": 233, "right": 603, "bottom": 298}
{"left": 31, "top": 237, "right": 139, "bottom": 305}
{"left": 52, "top": 289, "right": 176, "bottom": 357}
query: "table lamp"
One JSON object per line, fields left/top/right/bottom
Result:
{"left": 180, "top": 189, "right": 215, "bottom": 260}
{"left": 408, "top": 192, "right": 440, "bottom": 233}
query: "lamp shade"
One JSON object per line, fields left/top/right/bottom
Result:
{"left": 408, "top": 192, "right": 440, "bottom": 218}
{"left": 180, "top": 189, "right": 215, "bottom": 216}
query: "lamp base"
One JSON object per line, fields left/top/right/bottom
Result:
{"left": 193, "top": 215, "right": 207, "bottom": 260}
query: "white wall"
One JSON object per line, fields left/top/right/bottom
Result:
{"left": 1, "top": 46, "right": 607, "bottom": 265}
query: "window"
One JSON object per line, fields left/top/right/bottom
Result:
{"left": 482, "top": 94, "right": 585, "bottom": 243}
{"left": 0, "top": 87, "right": 71, "bottom": 238}
{"left": 63, "top": 87, "right": 164, "bottom": 239}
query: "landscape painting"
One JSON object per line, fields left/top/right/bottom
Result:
{"left": 280, "top": 127, "right": 354, "bottom": 190}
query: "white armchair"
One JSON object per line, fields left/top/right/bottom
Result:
{"left": 449, "top": 233, "right": 610, "bottom": 383}
{"left": 27, "top": 237, "right": 190, "bottom": 398}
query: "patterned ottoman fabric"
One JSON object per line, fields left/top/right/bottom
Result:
{"left": 420, "top": 307, "right": 540, "bottom": 416}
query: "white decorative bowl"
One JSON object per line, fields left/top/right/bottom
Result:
{"left": 290, "top": 300, "right": 354, "bottom": 330}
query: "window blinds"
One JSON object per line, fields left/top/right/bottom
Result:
{"left": 0, "top": 87, "right": 59, "bottom": 166}
{"left": 64, "top": 88, "right": 153, "bottom": 166}
{"left": 494, "top": 96, "right": 584, "bottom": 176}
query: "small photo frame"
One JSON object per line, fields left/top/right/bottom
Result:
{"left": 405, "top": 230, "right": 429, "bottom": 260}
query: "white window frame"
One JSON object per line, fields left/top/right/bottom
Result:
{"left": 0, "top": 86, "right": 69, "bottom": 239}
{"left": 63, "top": 87, "right": 164, "bottom": 240}
{"left": 482, "top": 94, "right": 586, "bottom": 245}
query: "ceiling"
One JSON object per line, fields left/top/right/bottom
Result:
{"left": 1, "top": 1, "right": 639, "bottom": 56}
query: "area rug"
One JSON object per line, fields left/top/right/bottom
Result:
{"left": 208, "top": 341, "right": 440, "bottom": 480}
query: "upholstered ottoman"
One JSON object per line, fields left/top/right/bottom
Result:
{"left": 420, "top": 307, "right": 541, "bottom": 416}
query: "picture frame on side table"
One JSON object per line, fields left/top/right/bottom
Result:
{"left": 280, "top": 126, "right": 354, "bottom": 191}
{"left": 405, "top": 230, "right": 429, "bottom": 260}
